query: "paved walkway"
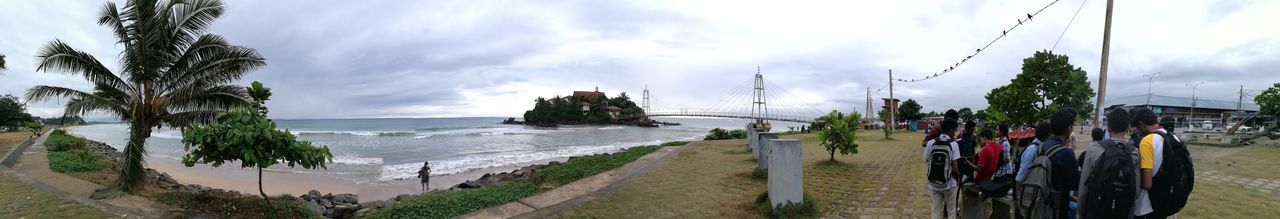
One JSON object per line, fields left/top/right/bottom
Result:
{"left": 457, "top": 145, "right": 688, "bottom": 219}
{"left": 1200, "top": 170, "right": 1280, "bottom": 197}
{"left": 1, "top": 129, "right": 183, "bottom": 218}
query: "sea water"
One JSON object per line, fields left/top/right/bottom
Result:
{"left": 69, "top": 117, "right": 808, "bottom": 185}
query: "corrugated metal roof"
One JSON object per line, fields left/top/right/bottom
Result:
{"left": 1106, "top": 94, "right": 1259, "bottom": 111}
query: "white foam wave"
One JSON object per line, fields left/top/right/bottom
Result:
{"left": 378, "top": 143, "right": 656, "bottom": 181}
{"left": 293, "top": 130, "right": 415, "bottom": 136}
{"left": 597, "top": 127, "right": 625, "bottom": 130}
{"left": 150, "top": 130, "right": 184, "bottom": 139}
{"left": 332, "top": 156, "right": 383, "bottom": 165}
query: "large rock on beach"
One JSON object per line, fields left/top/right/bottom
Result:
{"left": 332, "top": 193, "right": 358, "bottom": 205}
{"left": 302, "top": 200, "right": 325, "bottom": 216}
{"left": 304, "top": 190, "right": 322, "bottom": 201}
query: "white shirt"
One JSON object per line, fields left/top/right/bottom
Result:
{"left": 924, "top": 134, "right": 962, "bottom": 191}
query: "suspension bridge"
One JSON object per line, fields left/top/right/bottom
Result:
{"left": 626, "top": 68, "right": 827, "bottom": 124}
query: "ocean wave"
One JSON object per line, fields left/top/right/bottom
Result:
{"left": 597, "top": 127, "right": 625, "bottom": 130}
{"left": 293, "top": 131, "right": 416, "bottom": 136}
{"left": 149, "top": 130, "right": 184, "bottom": 139}
{"left": 415, "top": 127, "right": 550, "bottom": 138}
{"left": 377, "top": 143, "right": 656, "bottom": 181}
{"left": 332, "top": 156, "right": 383, "bottom": 165}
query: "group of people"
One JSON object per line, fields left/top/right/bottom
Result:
{"left": 922, "top": 107, "right": 1194, "bottom": 219}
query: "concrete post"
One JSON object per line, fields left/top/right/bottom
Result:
{"left": 757, "top": 132, "right": 779, "bottom": 170}
{"left": 746, "top": 123, "right": 759, "bottom": 159}
{"left": 768, "top": 139, "right": 803, "bottom": 207}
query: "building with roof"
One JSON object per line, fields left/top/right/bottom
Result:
{"left": 572, "top": 87, "right": 606, "bottom": 100}
{"left": 1104, "top": 94, "right": 1259, "bottom": 125}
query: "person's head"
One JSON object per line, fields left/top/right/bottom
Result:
{"left": 1106, "top": 108, "right": 1131, "bottom": 135}
{"left": 945, "top": 109, "right": 959, "bottom": 120}
{"left": 1160, "top": 117, "right": 1177, "bottom": 133}
{"left": 997, "top": 124, "right": 1010, "bottom": 138}
{"left": 964, "top": 121, "right": 977, "bottom": 133}
{"left": 423, "top": 161, "right": 430, "bottom": 166}
{"left": 979, "top": 128, "right": 994, "bottom": 141}
{"left": 1050, "top": 108, "right": 1077, "bottom": 138}
{"left": 1133, "top": 108, "right": 1159, "bottom": 133}
{"left": 941, "top": 118, "right": 959, "bottom": 136}
{"left": 1129, "top": 107, "right": 1144, "bottom": 131}
{"left": 1035, "top": 122, "right": 1052, "bottom": 141}
{"left": 1091, "top": 128, "right": 1105, "bottom": 142}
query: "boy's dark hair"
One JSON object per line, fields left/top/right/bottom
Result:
{"left": 945, "top": 110, "right": 960, "bottom": 120}
{"left": 1035, "top": 122, "right": 1052, "bottom": 141}
{"left": 941, "top": 118, "right": 959, "bottom": 134}
{"left": 1106, "top": 108, "right": 1131, "bottom": 133}
{"left": 1133, "top": 108, "right": 1158, "bottom": 126}
{"left": 1091, "top": 128, "right": 1105, "bottom": 141}
{"left": 1160, "top": 117, "right": 1178, "bottom": 133}
{"left": 979, "top": 128, "right": 994, "bottom": 140}
{"left": 965, "top": 121, "right": 976, "bottom": 130}
{"left": 1050, "top": 108, "right": 1077, "bottom": 136}
{"left": 997, "top": 124, "right": 1010, "bottom": 137}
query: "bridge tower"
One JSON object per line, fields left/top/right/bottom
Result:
{"left": 642, "top": 85, "right": 651, "bottom": 114}
{"left": 751, "top": 67, "right": 770, "bottom": 128}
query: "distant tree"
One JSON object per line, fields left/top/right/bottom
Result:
{"left": 181, "top": 81, "right": 333, "bottom": 201}
{"left": 877, "top": 108, "right": 894, "bottom": 139}
{"left": 24, "top": 0, "right": 264, "bottom": 192}
{"left": 816, "top": 110, "right": 861, "bottom": 162}
{"left": 897, "top": 99, "right": 923, "bottom": 122}
{"left": 958, "top": 107, "right": 974, "bottom": 122}
{"left": 926, "top": 111, "right": 939, "bottom": 118}
{"left": 24, "top": 121, "right": 44, "bottom": 136}
{"left": 0, "top": 51, "right": 6, "bottom": 71}
{"left": 974, "top": 110, "right": 987, "bottom": 123}
{"left": 1257, "top": 83, "right": 1280, "bottom": 117}
{"left": 705, "top": 128, "right": 731, "bottom": 140}
{"left": 0, "top": 94, "right": 34, "bottom": 131}
{"left": 984, "top": 50, "right": 1095, "bottom": 127}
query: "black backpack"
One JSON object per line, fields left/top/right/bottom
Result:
{"left": 927, "top": 139, "right": 954, "bottom": 187}
{"left": 1082, "top": 140, "right": 1137, "bottom": 219}
{"left": 1149, "top": 132, "right": 1194, "bottom": 217}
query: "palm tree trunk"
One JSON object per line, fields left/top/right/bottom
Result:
{"left": 117, "top": 123, "right": 152, "bottom": 192}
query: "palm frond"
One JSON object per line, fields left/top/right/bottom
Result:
{"left": 166, "top": 84, "right": 252, "bottom": 112}
{"left": 164, "top": 45, "right": 265, "bottom": 91}
{"left": 168, "top": 0, "right": 223, "bottom": 46}
{"left": 65, "top": 97, "right": 129, "bottom": 120}
{"left": 35, "top": 40, "right": 133, "bottom": 93}
{"left": 162, "top": 110, "right": 223, "bottom": 128}
{"left": 97, "top": 2, "right": 134, "bottom": 48}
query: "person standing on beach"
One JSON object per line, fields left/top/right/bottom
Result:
{"left": 418, "top": 161, "right": 431, "bottom": 193}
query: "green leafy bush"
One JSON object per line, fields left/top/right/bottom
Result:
{"left": 729, "top": 129, "right": 748, "bottom": 139}
{"left": 538, "top": 146, "right": 661, "bottom": 185}
{"left": 659, "top": 141, "right": 690, "bottom": 147}
{"left": 48, "top": 149, "right": 108, "bottom": 173}
{"left": 705, "top": 128, "right": 749, "bottom": 140}
{"left": 44, "top": 131, "right": 86, "bottom": 152}
{"left": 157, "top": 192, "right": 321, "bottom": 219}
{"left": 366, "top": 182, "right": 539, "bottom": 219}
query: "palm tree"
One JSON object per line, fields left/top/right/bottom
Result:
{"left": 25, "top": 0, "right": 264, "bottom": 192}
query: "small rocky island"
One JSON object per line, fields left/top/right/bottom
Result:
{"left": 503, "top": 87, "right": 677, "bottom": 127}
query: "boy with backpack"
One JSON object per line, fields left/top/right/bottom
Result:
{"left": 975, "top": 129, "right": 1002, "bottom": 183}
{"left": 1016, "top": 122, "right": 1052, "bottom": 183}
{"left": 1079, "top": 109, "right": 1139, "bottom": 219}
{"left": 1016, "top": 108, "right": 1079, "bottom": 219}
{"left": 958, "top": 121, "right": 978, "bottom": 183}
{"left": 925, "top": 118, "right": 962, "bottom": 219}
{"left": 1132, "top": 109, "right": 1195, "bottom": 219}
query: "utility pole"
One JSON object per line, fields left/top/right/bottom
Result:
{"left": 1187, "top": 81, "right": 1205, "bottom": 126}
{"left": 1094, "top": 0, "right": 1115, "bottom": 129}
{"left": 1142, "top": 72, "right": 1161, "bottom": 105}
{"left": 889, "top": 69, "right": 895, "bottom": 131}
{"left": 1238, "top": 85, "right": 1244, "bottom": 111}
{"left": 866, "top": 87, "right": 872, "bottom": 120}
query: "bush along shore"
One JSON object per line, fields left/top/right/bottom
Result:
{"left": 365, "top": 141, "right": 689, "bottom": 219}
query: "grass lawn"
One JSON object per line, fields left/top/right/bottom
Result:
{"left": 0, "top": 131, "right": 116, "bottom": 218}
{"left": 1179, "top": 144, "right": 1280, "bottom": 218}
{"left": 560, "top": 131, "right": 934, "bottom": 218}
{"left": 1196, "top": 145, "right": 1280, "bottom": 179}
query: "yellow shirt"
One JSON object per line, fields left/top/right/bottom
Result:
{"left": 1139, "top": 134, "right": 1156, "bottom": 169}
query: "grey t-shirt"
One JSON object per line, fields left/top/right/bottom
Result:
{"left": 1077, "top": 138, "right": 1140, "bottom": 211}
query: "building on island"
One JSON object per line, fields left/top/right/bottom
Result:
{"left": 572, "top": 87, "right": 606, "bottom": 100}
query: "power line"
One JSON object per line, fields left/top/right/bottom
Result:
{"left": 1051, "top": 0, "right": 1089, "bottom": 51}
{"left": 896, "top": 0, "right": 1062, "bottom": 83}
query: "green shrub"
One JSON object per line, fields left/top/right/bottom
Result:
{"left": 157, "top": 192, "right": 321, "bottom": 219}
{"left": 705, "top": 128, "right": 749, "bottom": 140}
{"left": 48, "top": 149, "right": 108, "bottom": 173}
{"left": 538, "top": 146, "right": 661, "bottom": 185}
{"left": 729, "top": 129, "right": 748, "bottom": 139}
{"left": 366, "top": 182, "right": 539, "bottom": 219}
{"left": 44, "top": 132, "right": 86, "bottom": 152}
{"left": 659, "top": 141, "right": 690, "bottom": 147}
{"left": 755, "top": 192, "right": 817, "bottom": 218}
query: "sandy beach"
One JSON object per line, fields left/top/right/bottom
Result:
{"left": 145, "top": 156, "right": 569, "bottom": 201}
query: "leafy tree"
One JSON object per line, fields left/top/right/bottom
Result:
{"left": 816, "top": 110, "right": 861, "bottom": 162}
{"left": 974, "top": 109, "right": 986, "bottom": 123}
{"left": 1256, "top": 83, "right": 1280, "bottom": 117}
{"left": 877, "top": 108, "right": 893, "bottom": 139}
{"left": 984, "top": 50, "right": 1095, "bottom": 127}
{"left": 1, "top": 94, "right": 34, "bottom": 131}
{"left": 24, "top": 0, "right": 265, "bottom": 192}
{"left": 958, "top": 107, "right": 974, "bottom": 122}
{"left": 25, "top": 121, "right": 44, "bottom": 136}
{"left": 897, "top": 99, "right": 922, "bottom": 122}
{"left": 181, "top": 81, "right": 333, "bottom": 201}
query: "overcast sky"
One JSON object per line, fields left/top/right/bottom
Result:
{"left": 2, "top": 0, "right": 1278, "bottom": 120}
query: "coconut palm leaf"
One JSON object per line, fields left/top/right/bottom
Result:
{"left": 25, "top": 0, "right": 262, "bottom": 192}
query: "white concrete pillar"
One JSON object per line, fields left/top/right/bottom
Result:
{"left": 757, "top": 132, "right": 779, "bottom": 170}
{"left": 746, "top": 123, "right": 759, "bottom": 159}
{"left": 768, "top": 139, "right": 803, "bottom": 207}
